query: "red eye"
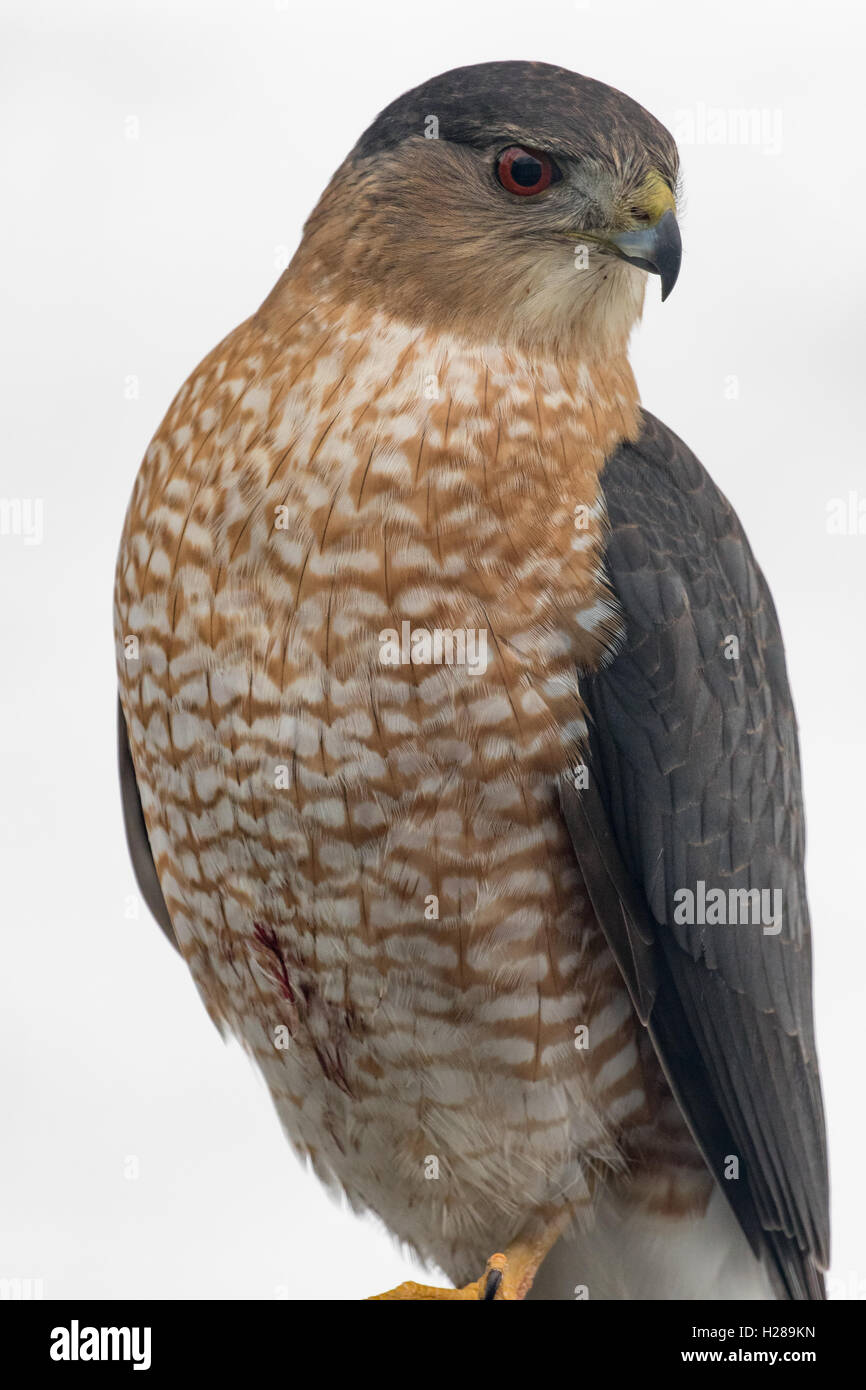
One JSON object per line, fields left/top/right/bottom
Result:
{"left": 496, "top": 145, "right": 562, "bottom": 196}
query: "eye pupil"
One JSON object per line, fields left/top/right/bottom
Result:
{"left": 510, "top": 155, "right": 543, "bottom": 187}
{"left": 496, "top": 145, "right": 560, "bottom": 196}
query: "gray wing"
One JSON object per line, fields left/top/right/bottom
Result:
{"left": 118, "top": 698, "right": 178, "bottom": 952}
{"left": 560, "top": 411, "right": 829, "bottom": 1300}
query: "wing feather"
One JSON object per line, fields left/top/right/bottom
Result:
{"left": 561, "top": 411, "right": 829, "bottom": 1299}
{"left": 118, "top": 698, "right": 178, "bottom": 952}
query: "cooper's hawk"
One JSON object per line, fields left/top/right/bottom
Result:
{"left": 115, "top": 61, "right": 828, "bottom": 1300}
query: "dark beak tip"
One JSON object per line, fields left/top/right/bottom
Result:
{"left": 656, "top": 209, "right": 682, "bottom": 302}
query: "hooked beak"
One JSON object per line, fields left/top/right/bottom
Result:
{"left": 606, "top": 209, "right": 682, "bottom": 301}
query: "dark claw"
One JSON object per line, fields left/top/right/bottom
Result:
{"left": 483, "top": 1269, "right": 503, "bottom": 1300}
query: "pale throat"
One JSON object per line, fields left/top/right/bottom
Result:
{"left": 256, "top": 280, "right": 644, "bottom": 669}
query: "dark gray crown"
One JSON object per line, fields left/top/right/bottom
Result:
{"left": 351, "top": 60, "right": 677, "bottom": 184}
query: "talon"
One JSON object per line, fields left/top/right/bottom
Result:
{"left": 367, "top": 1214, "right": 567, "bottom": 1300}
{"left": 482, "top": 1251, "right": 507, "bottom": 1300}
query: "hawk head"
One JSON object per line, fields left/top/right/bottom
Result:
{"left": 292, "top": 60, "right": 681, "bottom": 356}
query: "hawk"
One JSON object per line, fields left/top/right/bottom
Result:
{"left": 115, "top": 60, "right": 828, "bottom": 1300}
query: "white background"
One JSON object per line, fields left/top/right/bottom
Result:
{"left": 2, "top": 0, "right": 863, "bottom": 1300}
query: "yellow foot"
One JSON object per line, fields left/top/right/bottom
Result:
{"left": 368, "top": 1214, "right": 569, "bottom": 1301}
{"left": 369, "top": 1253, "right": 511, "bottom": 1301}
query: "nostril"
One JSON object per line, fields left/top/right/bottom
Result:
{"left": 629, "top": 207, "right": 652, "bottom": 222}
